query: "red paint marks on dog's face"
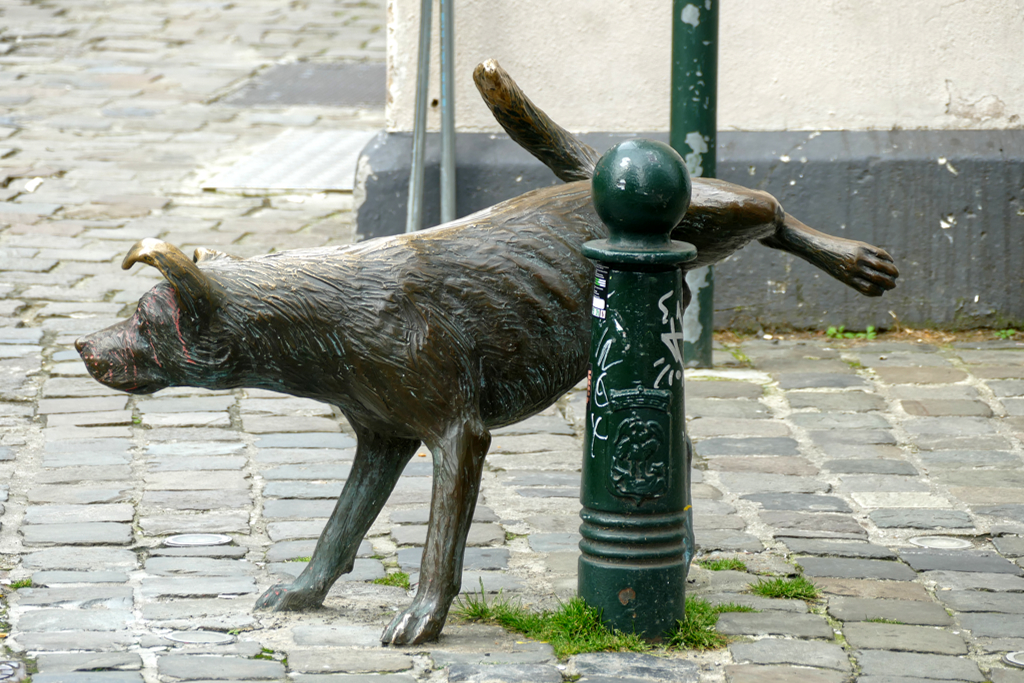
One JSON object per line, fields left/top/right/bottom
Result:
{"left": 141, "top": 285, "right": 195, "bottom": 366}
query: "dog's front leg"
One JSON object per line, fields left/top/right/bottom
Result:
{"left": 256, "top": 427, "right": 420, "bottom": 611}
{"left": 381, "top": 417, "right": 490, "bottom": 645}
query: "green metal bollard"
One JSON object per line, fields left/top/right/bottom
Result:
{"left": 579, "top": 139, "right": 698, "bottom": 639}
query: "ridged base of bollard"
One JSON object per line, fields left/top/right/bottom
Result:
{"left": 578, "top": 554, "right": 687, "bottom": 640}
{"left": 578, "top": 508, "right": 688, "bottom": 639}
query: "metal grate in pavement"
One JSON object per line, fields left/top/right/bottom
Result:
{"left": 203, "top": 129, "right": 377, "bottom": 191}
{"left": 222, "top": 62, "right": 385, "bottom": 107}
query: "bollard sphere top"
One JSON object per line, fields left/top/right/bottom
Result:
{"left": 592, "top": 139, "right": 692, "bottom": 242}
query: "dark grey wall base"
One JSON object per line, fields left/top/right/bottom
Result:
{"left": 356, "top": 130, "right": 1024, "bottom": 330}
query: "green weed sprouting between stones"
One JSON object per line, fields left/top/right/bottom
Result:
{"left": 373, "top": 572, "right": 411, "bottom": 590}
{"left": 865, "top": 617, "right": 905, "bottom": 625}
{"left": 9, "top": 579, "right": 32, "bottom": 590}
{"left": 453, "top": 585, "right": 755, "bottom": 657}
{"left": 666, "top": 598, "right": 757, "bottom": 651}
{"left": 285, "top": 556, "right": 311, "bottom": 563}
{"left": 995, "top": 328, "right": 1018, "bottom": 340}
{"left": 696, "top": 558, "right": 748, "bottom": 572}
{"left": 826, "top": 325, "right": 876, "bottom": 340}
{"left": 748, "top": 576, "right": 819, "bottom": 601}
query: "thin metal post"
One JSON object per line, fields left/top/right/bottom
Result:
{"left": 406, "top": 0, "right": 433, "bottom": 233}
{"left": 439, "top": 0, "right": 456, "bottom": 224}
{"left": 671, "top": 0, "right": 718, "bottom": 368}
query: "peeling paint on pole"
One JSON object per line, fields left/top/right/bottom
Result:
{"left": 671, "top": 0, "right": 718, "bottom": 368}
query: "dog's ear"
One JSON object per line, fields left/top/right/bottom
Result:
{"left": 193, "top": 247, "right": 241, "bottom": 264}
{"left": 123, "top": 239, "right": 214, "bottom": 322}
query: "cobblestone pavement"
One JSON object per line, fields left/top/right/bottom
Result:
{"left": 2, "top": 1, "right": 1024, "bottom": 682}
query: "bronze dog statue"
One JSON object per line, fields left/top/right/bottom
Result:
{"left": 76, "top": 61, "right": 897, "bottom": 646}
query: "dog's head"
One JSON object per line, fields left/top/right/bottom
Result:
{"left": 76, "top": 239, "right": 236, "bottom": 394}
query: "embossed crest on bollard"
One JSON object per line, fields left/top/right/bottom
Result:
{"left": 580, "top": 139, "right": 697, "bottom": 639}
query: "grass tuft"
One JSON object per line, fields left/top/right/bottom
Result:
{"left": 748, "top": 576, "right": 819, "bottom": 601}
{"left": 696, "top": 558, "right": 748, "bottom": 572}
{"left": 666, "top": 597, "right": 757, "bottom": 651}
{"left": 373, "top": 572, "right": 411, "bottom": 590}
{"left": 453, "top": 587, "right": 649, "bottom": 658}
{"left": 10, "top": 579, "right": 32, "bottom": 590}
{"left": 865, "top": 617, "right": 904, "bottom": 625}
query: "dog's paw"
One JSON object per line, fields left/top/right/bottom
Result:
{"left": 254, "top": 583, "right": 323, "bottom": 612}
{"left": 381, "top": 601, "right": 445, "bottom": 645}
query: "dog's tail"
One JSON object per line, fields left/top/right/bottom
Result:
{"left": 473, "top": 59, "right": 600, "bottom": 183}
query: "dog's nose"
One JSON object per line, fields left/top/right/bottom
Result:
{"left": 74, "top": 338, "right": 85, "bottom": 354}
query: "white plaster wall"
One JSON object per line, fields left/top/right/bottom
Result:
{"left": 386, "top": 0, "right": 1024, "bottom": 133}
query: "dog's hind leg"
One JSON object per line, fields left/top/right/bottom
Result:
{"left": 381, "top": 416, "right": 491, "bottom": 645}
{"left": 255, "top": 426, "right": 420, "bottom": 611}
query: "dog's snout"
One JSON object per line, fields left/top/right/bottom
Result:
{"left": 75, "top": 338, "right": 86, "bottom": 354}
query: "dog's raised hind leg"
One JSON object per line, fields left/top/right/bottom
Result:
{"left": 381, "top": 417, "right": 491, "bottom": 645}
{"left": 255, "top": 426, "right": 420, "bottom": 611}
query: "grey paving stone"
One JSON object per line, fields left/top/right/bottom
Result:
{"left": 146, "top": 441, "right": 245, "bottom": 457}
{"left": 778, "top": 373, "right": 867, "bottom": 389}
{"left": 790, "top": 412, "right": 891, "bottom": 430}
{"left": 841, "top": 622, "right": 967, "bottom": 654}
{"left": 143, "top": 470, "right": 249, "bottom": 490}
{"left": 139, "top": 576, "right": 256, "bottom": 598}
{"left": 262, "top": 463, "right": 352, "bottom": 480}
{"left": 271, "top": 558, "right": 384, "bottom": 582}
{"left": 27, "top": 486, "right": 130, "bottom": 505}
{"left": 142, "top": 489, "right": 252, "bottom": 511}
{"left": 728, "top": 639, "right": 851, "bottom": 671}
{"left": 870, "top": 509, "right": 974, "bottom": 529}
{"left": 902, "top": 398, "right": 994, "bottom": 417}
{"left": 702, "top": 593, "right": 808, "bottom": 613}
{"left": 431, "top": 642, "right": 555, "bottom": 666}
{"left": 956, "top": 612, "right": 1024, "bottom": 637}
{"left": 263, "top": 498, "right": 335, "bottom": 519}
{"left": 761, "top": 511, "right": 867, "bottom": 537}
{"left": 16, "top": 585, "right": 133, "bottom": 609}
{"left": 977, "top": 505, "right": 1024, "bottom": 523}
{"left": 687, "top": 398, "right": 770, "bottom": 420}
{"left": 263, "top": 481, "right": 344, "bottom": 499}
{"left": 157, "top": 655, "right": 285, "bottom": 680}
{"left": 14, "top": 630, "right": 135, "bottom": 652}
{"left": 990, "top": 670, "right": 1024, "bottom": 683}
{"left": 22, "top": 546, "right": 136, "bottom": 570}
{"left": 809, "top": 429, "right": 897, "bottom": 447}
{"left": 32, "top": 571, "right": 130, "bottom": 585}
{"left": 695, "top": 437, "right": 800, "bottom": 456}
{"left": 724, "top": 665, "right": 848, "bottom": 683}
{"left": 708, "top": 456, "right": 819, "bottom": 476}
{"left": 140, "top": 598, "right": 256, "bottom": 631}
{"left": 253, "top": 447, "right": 356, "bottom": 464}
{"left": 32, "top": 674, "right": 143, "bottom": 683}
{"left": 782, "top": 538, "right": 896, "bottom": 559}
{"left": 853, "top": 650, "right": 984, "bottom": 682}
{"left": 293, "top": 676, "right": 415, "bottom": 683}
{"left": 145, "top": 455, "right": 248, "bottom": 472}
{"left": 21, "top": 522, "right": 133, "bottom": 546}
{"left": 799, "top": 557, "right": 916, "bottom": 580}
{"left": 255, "top": 432, "right": 356, "bottom": 449}
{"left": 687, "top": 381, "right": 763, "bottom": 399}
{"left": 827, "top": 597, "right": 952, "bottom": 625}
{"left": 939, "top": 590, "right": 1024, "bottom": 613}
{"left": 18, "top": 609, "right": 132, "bottom": 632}
{"left": 150, "top": 545, "right": 249, "bottom": 559}
{"left": 922, "top": 570, "right": 1024, "bottom": 591}
{"left": 716, "top": 472, "right": 828, "bottom": 493}
{"left": 568, "top": 652, "right": 700, "bottom": 681}
{"left": 144, "top": 557, "right": 257, "bottom": 577}
{"left": 993, "top": 535, "right": 1024, "bottom": 556}
{"left": 398, "top": 547, "right": 509, "bottom": 572}
{"left": 447, "top": 663, "right": 563, "bottom": 683}
{"left": 873, "top": 367, "right": 968, "bottom": 384}
{"left": 139, "top": 511, "right": 250, "bottom": 535}
{"left": 528, "top": 533, "right": 581, "bottom": 553}
{"left": 390, "top": 506, "right": 498, "bottom": 524}
{"left": 838, "top": 474, "right": 930, "bottom": 492}
{"left": 695, "top": 530, "right": 764, "bottom": 552}
{"left": 822, "top": 459, "right": 918, "bottom": 475}
{"left": 715, "top": 612, "right": 832, "bottom": 638}
{"left": 23, "top": 504, "right": 134, "bottom": 525}
{"left": 287, "top": 649, "right": 413, "bottom": 673}
{"left": 36, "top": 652, "right": 142, "bottom": 672}
{"left": 743, "top": 493, "right": 851, "bottom": 513}
{"left": 292, "top": 624, "right": 386, "bottom": 647}
{"left": 897, "top": 549, "right": 1022, "bottom": 574}
{"left": 689, "top": 417, "right": 790, "bottom": 438}
{"left": 989, "top": 380, "right": 1024, "bottom": 397}
{"left": 786, "top": 391, "right": 885, "bottom": 412}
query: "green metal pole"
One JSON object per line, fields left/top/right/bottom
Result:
{"left": 671, "top": 0, "right": 718, "bottom": 368}
{"left": 579, "top": 140, "right": 697, "bottom": 639}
